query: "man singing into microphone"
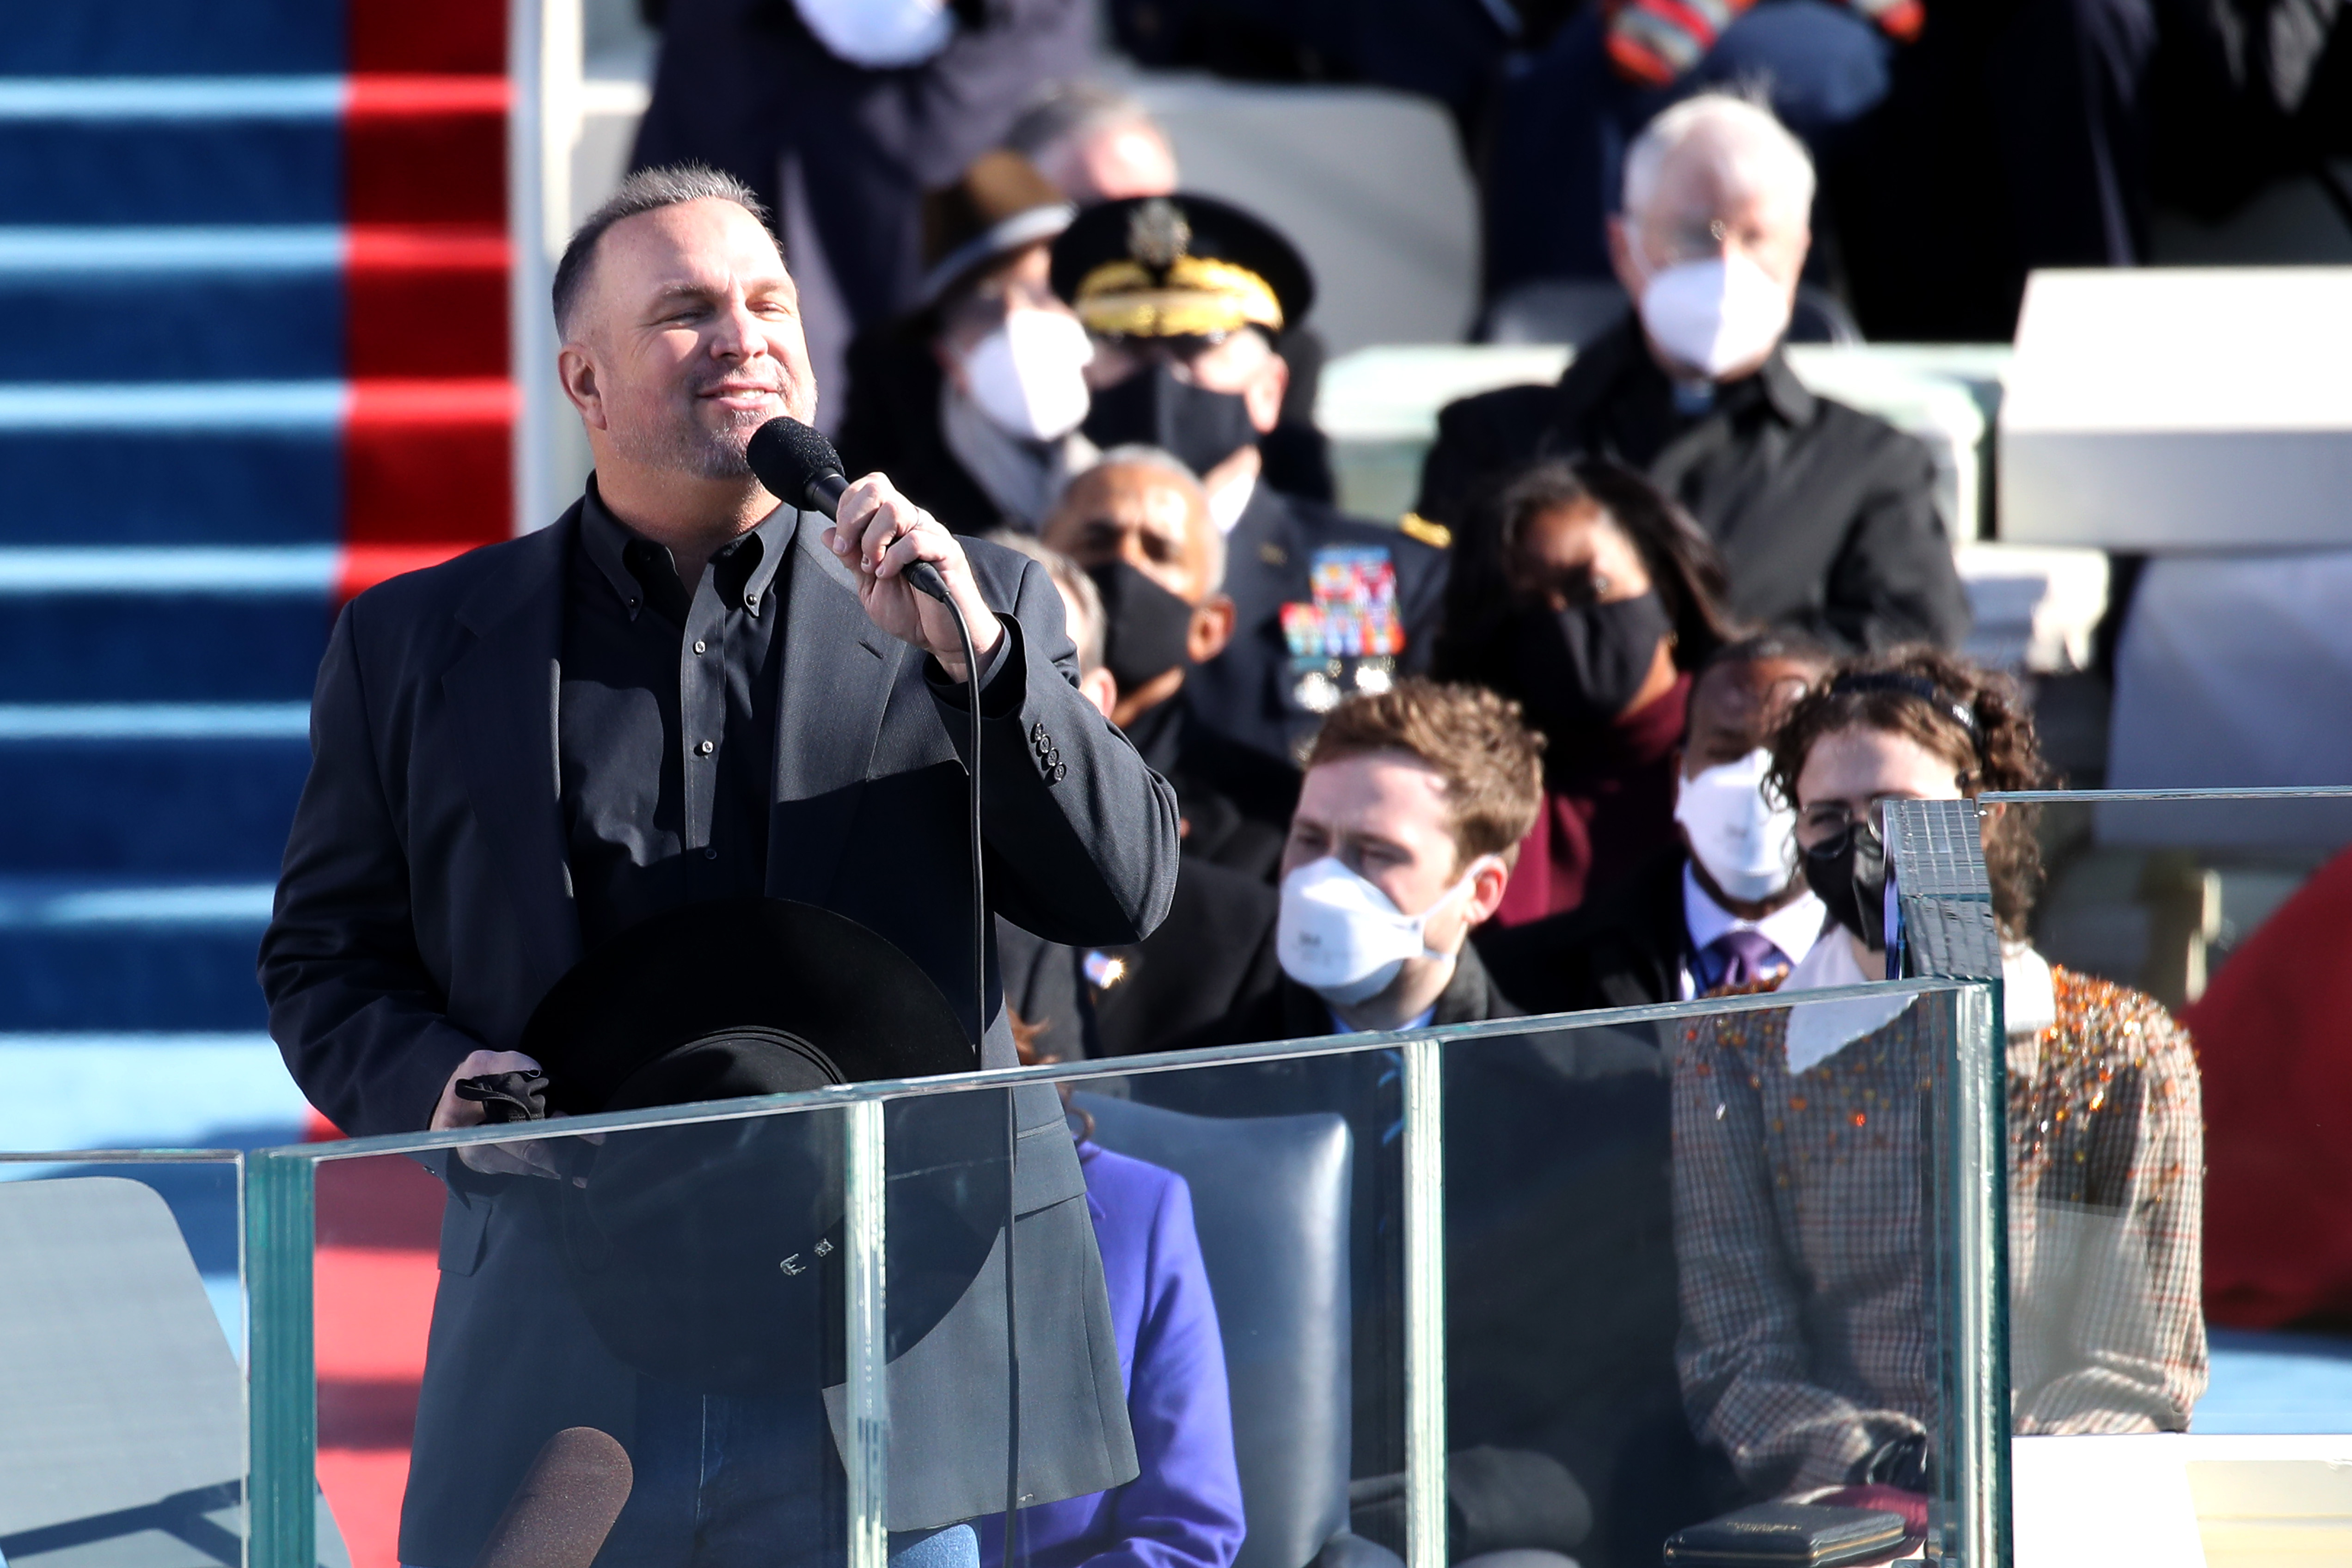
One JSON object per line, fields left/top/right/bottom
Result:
{"left": 262, "top": 166, "right": 1179, "bottom": 1568}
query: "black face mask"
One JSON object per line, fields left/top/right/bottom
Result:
{"left": 1804, "top": 819, "right": 1888, "bottom": 952}
{"left": 1506, "top": 591, "right": 1673, "bottom": 731}
{"left": 1087, "top": 561, "right": 1196, "bottom": 692}
{"left": 1081, "top": 365, "right": 1257, "bottom": 478}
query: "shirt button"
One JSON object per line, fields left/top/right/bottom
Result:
{"left": 693, "top": 639, "right": 707, "bottom": 655}
{"left": 697, "top": 740, "right": 714, "bottom": 755}
{"left": 704, "top": 846, "right": 718, "bottom": 860}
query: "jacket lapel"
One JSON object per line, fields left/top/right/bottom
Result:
{"left": 444, "top": 513, "right": 583, "bottom": 991}
{"left": 768, "top": 508, "right": 907, "bottom": 904}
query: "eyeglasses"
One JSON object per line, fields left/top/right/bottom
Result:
{"left": 1797, "top": 797, "right": 1899, "bottom": 843}
{"left": 1643, "top": 214, "right": 1788, "bottom": 270}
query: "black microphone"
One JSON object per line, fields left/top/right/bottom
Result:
{"left": 747, "top": 416, "right": 949, "bottom": 603}
{"left": 471, "top": 1427, "right": 633, "bottom": 1568}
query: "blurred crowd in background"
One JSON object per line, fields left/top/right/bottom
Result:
{"left": 512, "top": 3, "right": 2352, "bottom": 1562}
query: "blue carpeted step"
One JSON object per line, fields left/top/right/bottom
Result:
{"left": 0, "top": 550, "right": 334, "bottom": 702}
{"left": 0, "top": 384, "right": 340, "bottom": 545}
{"left": 0, "top": 879, "right": 272, "bottom": 1031}
{"left": 0, "top": 711, "right": 310, "bottom": 876}
{"left": 0, "top": 231, "right": 342, "bottom": 382}
{"left": 0, "top": 80, "right": 340, "bottom": 226}
{"left": 7, "top": 0, "right": 339, "bottom": 78}
{"left": 0, "top": 1033, "right": 310, "bottom": 1152}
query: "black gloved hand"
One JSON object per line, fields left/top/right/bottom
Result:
{"left": 1854, "top": 1431, "right": 1932, "bottom": 1493}
{"left": 453, "top": 1070, "right": 551, "bottom": 1126}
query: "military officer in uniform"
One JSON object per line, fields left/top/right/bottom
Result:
{"left": 1049, "top": 193, "right": 1449, "bottom": 765}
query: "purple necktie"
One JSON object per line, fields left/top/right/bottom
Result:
{"left": 1700, "top": 929, "right": 1783, "bottom": 991}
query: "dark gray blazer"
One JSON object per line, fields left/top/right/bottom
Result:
{"left": 260, "top": 499, "right": 1179, "bottom": 1562}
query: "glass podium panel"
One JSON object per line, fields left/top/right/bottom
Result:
{"left": 1892, "top": 788, "right": 2352, "bottom": 1566}
{"left": 0, "top": 1152, "right": 287, "bottom": 1568}
{"left": 227, "top": 984, "right": 2006, "bottom": 1568}
{"left": 1443, "top": 991, "right": 1980, "bottom": 1568}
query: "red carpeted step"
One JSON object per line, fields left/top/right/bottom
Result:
{"left": 345, "top": 378, "right": 516, "bottom": 546}
{"left": 315, "top": 1153, "right": 445, "bottom": 1568}
{"left": 349, "top": 226, "right": 511, "bottom": 380}
{"left": 346, "top": 76, "right": 509, "bottom": 230}
{"left": 350, "top": 0, "right": 503, "bottom": 74}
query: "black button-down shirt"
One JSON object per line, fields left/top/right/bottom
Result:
{"left": 558, "top": 483, "right": 793, "bottom": 950}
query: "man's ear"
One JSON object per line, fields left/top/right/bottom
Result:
{"left": 1079, "top": 666, "right": 1119, "bottom": 721}
{"left": 1188, "top": 595, "right": 1236, "bottom": 663}
{"left": 1243, "top": 349, "right": 1288, "bottom": 435}
{"left": 1463, "top": 854, "right": 1513, "bottom": 929}
{"left": 558, "top": 344, "right": 606, "bottom": 429}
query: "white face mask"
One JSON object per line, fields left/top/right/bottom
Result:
{"left": 1674, "top": 747, "right": 1800, "bottom": 905}
{"left": 1635, "top": 251, "right": 1793, "bottom": 380}
{"left": 1276, "top": 856, "right": 1481, "bottom": 1007}
{"left": 960, "top": 309, "right": 1094, "bottom": 442}
{"left": 793, "top": 0, "right": 954, "bottom": 68}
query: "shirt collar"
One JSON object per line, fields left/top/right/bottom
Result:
{"left": 579, "top": 476, "right": 793, "bottom": 622}
{"left": 1723, "top": 345, "right": 1815, "bottom": 426}
{"left": 1681, "top": 858, "right": 1825, "bottom": 967}
{"left": 1587, "top": 312, "right": 1815, "bottom": 429}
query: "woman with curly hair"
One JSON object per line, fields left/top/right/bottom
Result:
{"left": 1433, "top": 456, "right": 1741, "bottom": 925}
{"left": 1669, "top": 646, "right": 2206, "bottom": 1506}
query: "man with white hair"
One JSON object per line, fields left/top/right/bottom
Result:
{"left": 1419, "top": 93, "right": 1967, "bottom": 655}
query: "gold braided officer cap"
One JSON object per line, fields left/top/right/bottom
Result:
{"left": 1050, "top": 193, "right": 1313, "bottom": 340}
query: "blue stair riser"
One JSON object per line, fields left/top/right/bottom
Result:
{"left": 0, "top": 595, "right": 329, "bottom": 702}
{"left": 0, "top": 118, "right": 338, "bottom": 225}
{"left": 0, "top": 270, "right": 342, "bottom": 381}
{"left": 7, "top": 3, "right": 341, "bottom": 77}
{"left": 0, "top": 430, "right": 340, "bottom": 545}
{"left": 0, "top": 736, "right": 307, "bottom": 874}
{"left": 0, "top": 926, "right": 270, "bottom": 1030}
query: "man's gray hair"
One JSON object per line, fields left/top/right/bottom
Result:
{"left": 1004, "top": 80, "right": 1160, "bottom": 163}
{"left": 1072, "top": 444, "right": 1225, "bottom": 596}
{"left": 1620, "top": 91, "right": 1814, "bottom": 221}
{"left": 986, "top": 531, "right": 1106, "bottom": 675}
{"left": 553, "top": 164, "right": 774, "bottom": 335}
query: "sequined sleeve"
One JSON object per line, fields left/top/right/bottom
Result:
{"left": 2008, "top": 972, "right": 2208, "bottom": 1432}
{"left": 1670, "top": 1011, "right": 1929, "bottom": 1495}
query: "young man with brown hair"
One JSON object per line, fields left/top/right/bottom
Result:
{"left": 1194, "top": 676, "right": 1545, "bottom": 1043}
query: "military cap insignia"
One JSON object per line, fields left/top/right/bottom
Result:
{"left": 1127, "top": 198, "right": 1192, "bottom": 268}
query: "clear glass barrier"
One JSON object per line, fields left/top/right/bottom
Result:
{"left": 204, "top": 986, "right": 1997, "bottom": 1568}
{"left": 1893, "top": 788, "right": 2352, "bottom": 1567}
{"left": 0, "top": 1152, "right": 290, "bottom": 1568}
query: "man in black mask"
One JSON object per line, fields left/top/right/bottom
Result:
{"left": 1040, "top": 446, "right": 1298, "bottom": 880}
{"left": 1049, "top": 194, "right": 1450, "bottom": 765}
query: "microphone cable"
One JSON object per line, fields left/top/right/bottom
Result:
{"left": 932, "top": 571, "right": 1023, "bottom": 1568}
{"left": 745, "top": 418, "right": 1018, "bottom": 1554}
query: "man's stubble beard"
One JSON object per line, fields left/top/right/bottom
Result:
{"left": 609, "top": 399, "right": 767, "bottom": 481}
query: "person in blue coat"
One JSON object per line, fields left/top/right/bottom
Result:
{"left": 980, "top": 1136, "right": 1247, "bottom": 1568}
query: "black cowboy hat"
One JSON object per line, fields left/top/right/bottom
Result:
{"left": 511, "top": 898, "right": 1004, "bottom": 1396}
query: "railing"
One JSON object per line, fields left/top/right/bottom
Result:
{"left": 1, "top": 983, "right": 2002, "bottom": 1568}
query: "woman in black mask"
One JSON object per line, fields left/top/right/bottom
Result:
{"left": 1667, "top": 647, "right": 2205, "bottom": 1506}
{"left": 1434, "top": 457, "right": 1738, "bottom": 924}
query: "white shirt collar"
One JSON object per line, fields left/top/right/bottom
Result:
{"left": 2002, "top": 942, "right": 2058, "bottom": 1039}
{"left": 1207, "top": 468, "right": 1256, "bottom": 535}
{"left": 1681, "top": 862, "right": 1826, "bottom": 971}
{"left": 1776, "top": 927, "right": 2063, "bottom": 1075}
